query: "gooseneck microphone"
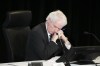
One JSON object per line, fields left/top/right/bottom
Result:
{"left": 56, "top": 33, "right": 71, "bottom": 66}
{"left": 84, "top": 31, "right": 100, "bottom": 43}
{"left": 57, "top": 34, "right": 66, "bottom": 56}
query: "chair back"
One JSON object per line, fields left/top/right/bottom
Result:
{"left": 2, "top": 11, "right": 32, "bottom": 62}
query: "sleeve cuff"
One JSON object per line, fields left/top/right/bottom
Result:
{"left": 65, "top": 41, "right": 71, "bottom": 50}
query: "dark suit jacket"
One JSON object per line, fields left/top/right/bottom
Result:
{"left": 25, "top": 23, "right": 69, "bottom": 61}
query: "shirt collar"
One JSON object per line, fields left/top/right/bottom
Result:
{"left": 45, "top": 23, "right": 50, "bottom": 36}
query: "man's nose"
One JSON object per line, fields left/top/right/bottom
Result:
{"left": 55, "top": 29, "right": 59, "bottom": 33}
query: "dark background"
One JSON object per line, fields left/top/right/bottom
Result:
{"left": 0, "top": 0, "right": 100, "bottom": 63}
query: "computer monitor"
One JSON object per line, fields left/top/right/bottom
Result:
{"left": 71, "top": 46, "right": 100, "bottom": 61}
{"left": 56, "top": 46, "right": 100, "bottom": 63}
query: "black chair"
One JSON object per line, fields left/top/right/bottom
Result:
{"left": 2, "top": 11, "right": 32, "bottom": 62}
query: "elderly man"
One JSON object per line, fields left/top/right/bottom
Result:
{"left": 25, "top": 10, "right": 71, "bottom": 61}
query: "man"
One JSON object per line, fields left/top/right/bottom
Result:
{"left": 25, "top": 10, "right": 71, "bottom": 61}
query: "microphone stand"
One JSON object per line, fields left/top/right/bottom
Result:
{"left": 58, "top": 35, "right": 71, "bottom": 66}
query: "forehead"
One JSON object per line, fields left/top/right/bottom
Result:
{"left": 53, "top": 20, "right": 63, "bottom": 29}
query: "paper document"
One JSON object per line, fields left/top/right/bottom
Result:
{"left": 93, "top": 56, "right": 100, "bottom": 63}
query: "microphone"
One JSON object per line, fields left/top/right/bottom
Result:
{"left": 56, "top": 33, "right": 71, "bottom": 66}
{"left": 84, "top": 31, "right": 100, "bottom": 43}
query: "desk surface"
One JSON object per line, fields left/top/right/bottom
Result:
{"left": 0, "top": 56, "right": 100, "bottom": 66}
{"left": 0, "top": 62, "right": 99, "bottom": 66}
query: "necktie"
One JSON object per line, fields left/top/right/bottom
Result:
{"left": 50, "top": 34, "right": 53, "bottom": 40}
{"left": 49, "top": 34, "right": 52, "bottom": 41}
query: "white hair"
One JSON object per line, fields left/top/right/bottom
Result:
{"left": 46, "top": 10, "right": 67, "bottom": 27}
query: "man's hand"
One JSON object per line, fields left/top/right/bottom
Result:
{"left": 57, "top": 30, "right": 68, "bottom": 44}
{"left": 51, "top": 33, "right": 58, "bottom": 43}
{"left": 57, "top": 30, "right": 71, "bottom": 49}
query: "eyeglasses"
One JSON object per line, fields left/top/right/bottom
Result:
{"left": 53, "top": 24, "right": 61, "bottom": 30}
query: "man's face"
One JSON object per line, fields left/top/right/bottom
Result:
{"left": 47, "top": 20, "right": 64, "bottom": 34}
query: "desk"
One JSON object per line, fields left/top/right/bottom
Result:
{"left": 0, "top": 62, "right": 99, "bottom": 66}
{"left": 0, "top": 61, "right": 64, "bottom": 66}
{"left": 0, "top": 56, "right": 100, "bottom": 66}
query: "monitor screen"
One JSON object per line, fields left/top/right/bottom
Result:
{"left": 56, "top": 46, "right": 100, "bottom": 63}
{"left": 71, "top": 46, "right": 100, "bottom": 61}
